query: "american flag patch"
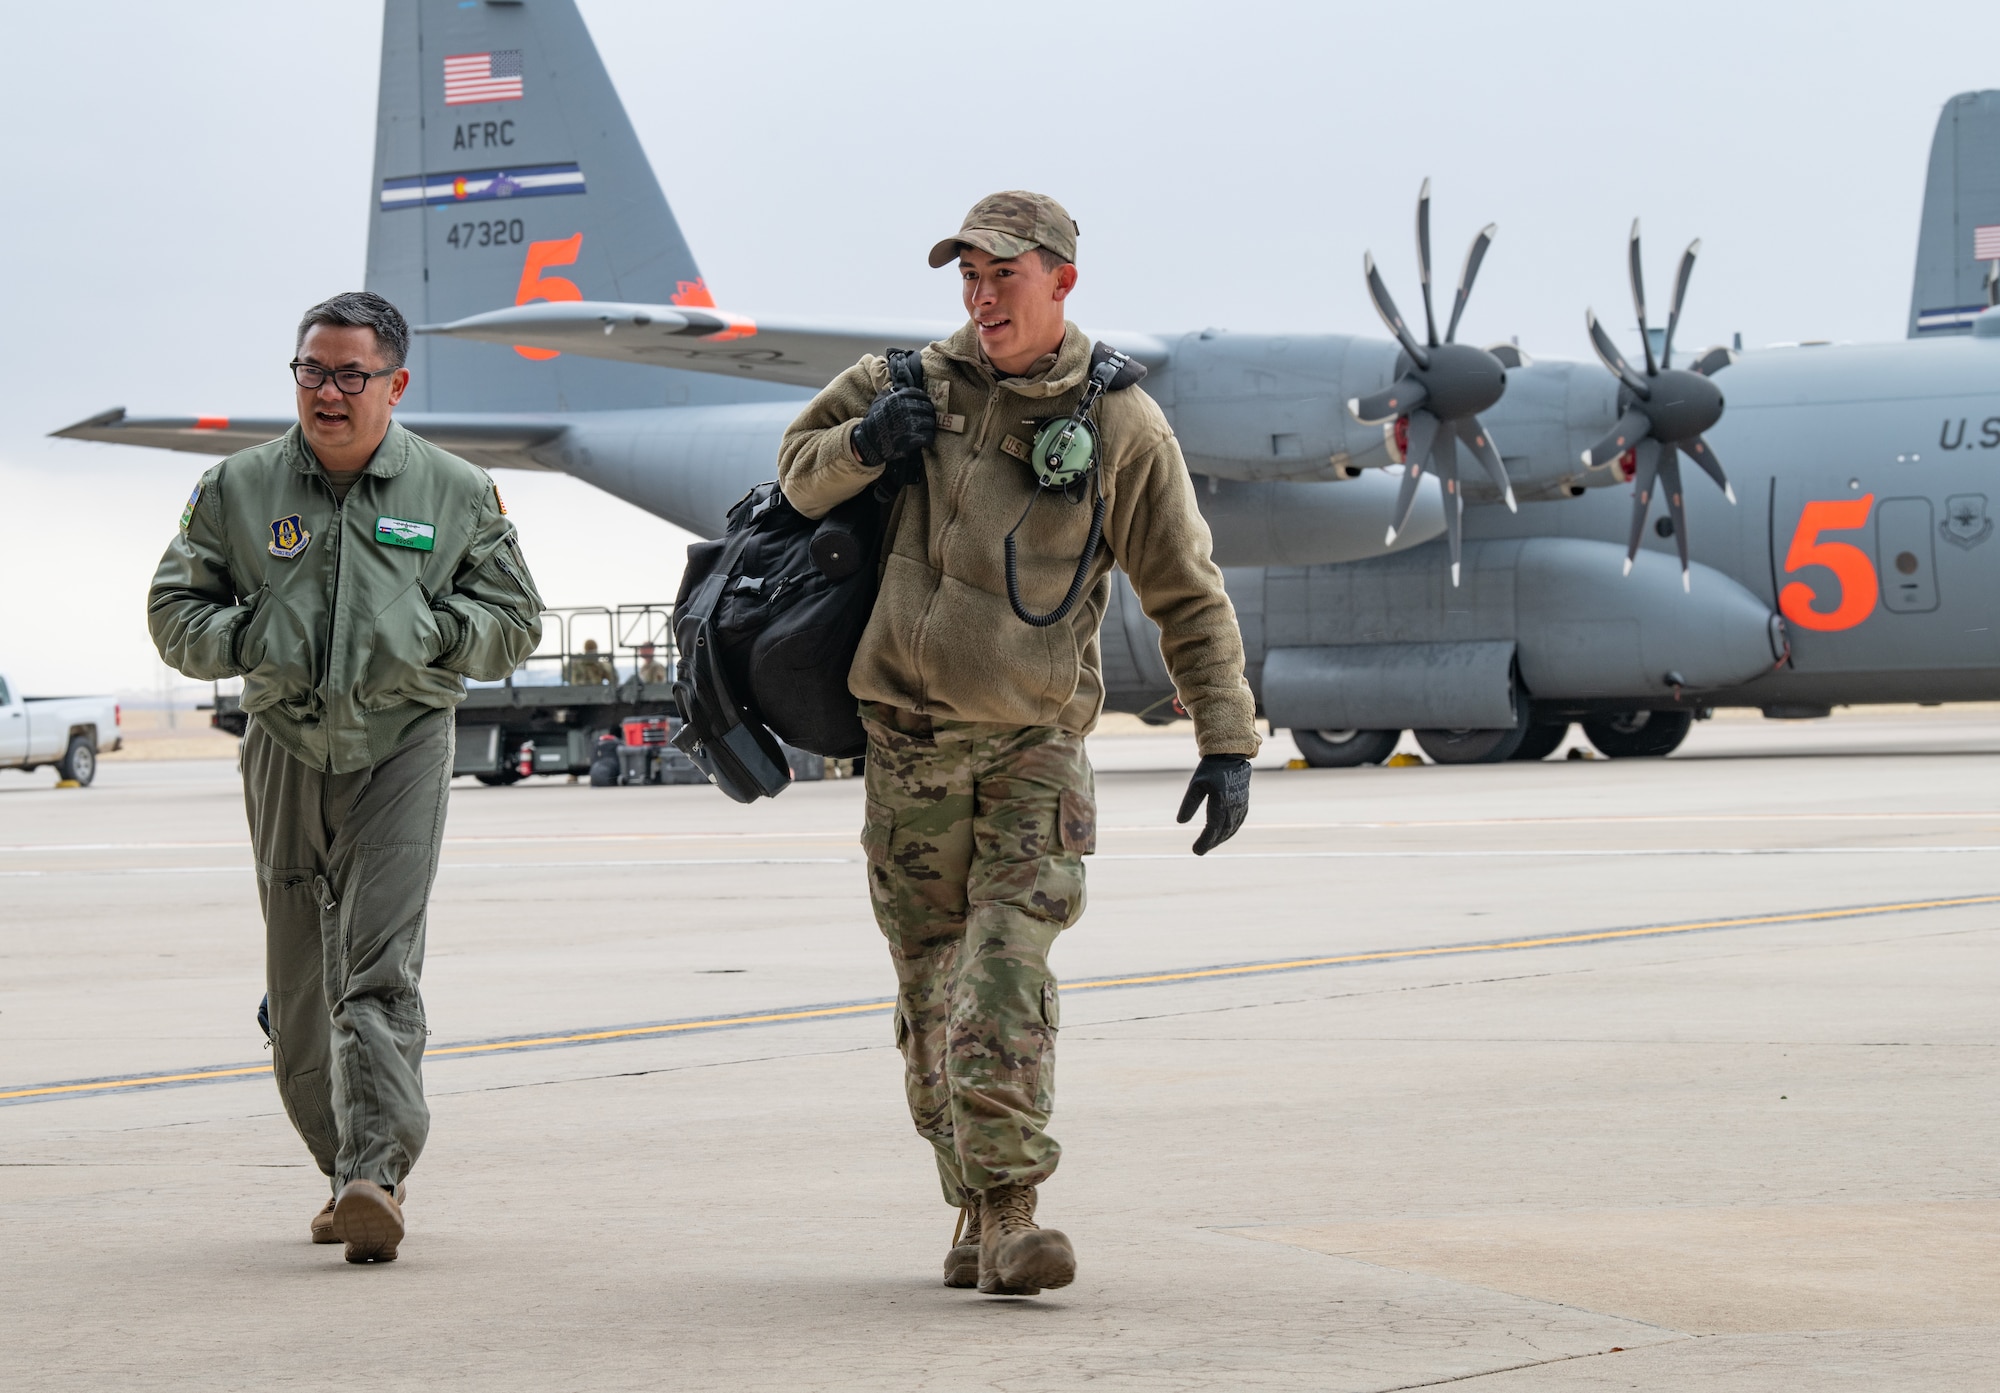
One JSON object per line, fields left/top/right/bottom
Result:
{"left": 444, "top": 51, "right": 524, "bottom": 106}
{"left": 1977, "top": 224, "right": 2000, "bottom": 261}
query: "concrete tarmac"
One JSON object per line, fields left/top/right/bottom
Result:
{"left": 3, "top": 712, "right": 1997, "bottom": 1390}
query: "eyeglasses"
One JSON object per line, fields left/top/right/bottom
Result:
{"left": 290, "top": 361, "right": 398, "bottom": 394}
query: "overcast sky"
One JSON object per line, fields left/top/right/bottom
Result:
{"left": 4, "top": 0, "right": 1998, "bottom": 694}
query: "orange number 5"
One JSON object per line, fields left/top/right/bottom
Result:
{"left": 1780, "top": 495, "right": 1877, "bottom": 632}
{"left": 513, "top": 234, "right": 583, "bottom": 361}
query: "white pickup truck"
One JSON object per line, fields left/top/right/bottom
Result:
{"left": 0, "top": 672, "right": 120, "bottom": 785}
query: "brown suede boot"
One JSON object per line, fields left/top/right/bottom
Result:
{"left": 309, "top": 1196, "right": 338, "bottom": 1244}
{"left": 944, "top": 1202, "right": 982, "bottom": 1288}
{"left": 977, "top": 1183, "right": 1075, "bottom": 1295}
{"left": 329, "top": 1179, "right": 405, "bottom": 1264}
{"left": 312, "top": 1181, "right": 403, "bottom": 1246}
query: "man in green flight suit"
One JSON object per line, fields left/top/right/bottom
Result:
{"left": 149, "top": 291, "right": 543, "bottom": 1264}
{"left": 778, "top": 194, "right": 1259, "bottom": 1296}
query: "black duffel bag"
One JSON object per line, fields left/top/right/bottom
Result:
{"left": 671, "top": 350, "right": 922, "bottom": 802}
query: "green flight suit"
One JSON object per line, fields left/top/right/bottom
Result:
{"left": 149, "top": 422, "right": 542, "bottom": 1193}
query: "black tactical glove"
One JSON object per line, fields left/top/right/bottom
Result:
{"left": 851, "top": 386, "right": 936, "bottom": 479}
{"left": 1177, "top": 754, "right": 1252, "bottom": 856}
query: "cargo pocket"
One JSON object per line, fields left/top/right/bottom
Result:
{"left": 255, "top": 864, "right": 323, "bottom": 993}
{"left": 1028, "top": 824, "right": 1087, "bottom": 929}
{"left": 1058, "top": 788, "right": 1096, "bottom": 855}
{"left": 860, "top": 797, "right": 896, "bottom": 929}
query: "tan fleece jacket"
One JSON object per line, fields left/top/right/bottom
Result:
{"left": 777, "top": 321, "right": 1259, "bottom": 756}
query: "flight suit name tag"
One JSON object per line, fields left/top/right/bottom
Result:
{"left": 374, "top": 516, "right": 436, "bottom": 551}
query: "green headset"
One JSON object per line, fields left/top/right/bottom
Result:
{"left": 1005, "top": 345, "right": 1139, "bottom": 626}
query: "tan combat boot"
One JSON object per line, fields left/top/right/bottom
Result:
{"left": 944, "top": 1202, "right": 982, "bottom": 1288}
{"left": 977, "top": 1183, "right": 1075, "bottom": 1295}
{"left": 328, "top": 1179, "right": 405, "bottom": 1264}
{"left": 312, "top": 1180, "right": 403, "bottom": 1245}
{"left": 309, "top": 1196, "right": 338, "bottom": 1244}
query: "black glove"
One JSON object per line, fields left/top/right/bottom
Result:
{"left": 852, "top": 386, "right": 936, "bottom": 477}
{"left": 1177, "top": 754, "right": 1252, "bottom": 856}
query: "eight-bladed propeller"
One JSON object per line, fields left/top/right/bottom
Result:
{"left": 1347, "top": 180, "right": 1516, "bottom": 586}
{"left": 1581, "top": 221, "right": 1734, "bottom": 590}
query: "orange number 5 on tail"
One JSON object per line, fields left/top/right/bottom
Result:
{"left": 513, "top": 234, "right": 583, "bottom": 361}
{"left": 1780, "top": 495, "right": 1876, "bottom": 632}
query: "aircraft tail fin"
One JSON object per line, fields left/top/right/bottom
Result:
{"left": 1908, "top": 90, "right": 2000, "bottom": 336}
{"left": 366, "top": 0, "right": 769, "bottom": 412}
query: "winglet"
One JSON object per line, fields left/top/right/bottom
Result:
{"left": 49, "top": 406, "right": 128, "bottom": 439}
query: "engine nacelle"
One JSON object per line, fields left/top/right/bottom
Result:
{"left": 1156, "top": 330, "right": 1625, "bottom": 501}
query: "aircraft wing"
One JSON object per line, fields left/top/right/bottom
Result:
{"left": 51, "top": 408, "right": 571, "bottom": 473}
{"left": 416, "top": 302, "right": 956, "bottom": 389}
{"left": 417, "top": 302, "right": 1173, "bottom": 390}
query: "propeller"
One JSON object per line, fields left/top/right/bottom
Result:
{"left": 1347, "top": 180, "right": 1515, "bottom": 587}
{"left": 1580, "top": 220, "right": 1733, "bottom": 590}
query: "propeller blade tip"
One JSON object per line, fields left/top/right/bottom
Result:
{"left": 1346, "top": 397, "right": 1361, "bottom": 419}
{"left": 1384, "top": 527, "right": 1398, "bottom": 545}
{"left": 1689, "top": 238, "right": 1703, "bottom": 256}
{"left": 1630, "top": 218, "right": 1641, "bottom": 240}
{"left": 1681, "top": 570, "right": 1692, "bottom": 593}
{"left": 1504, "top": 489, "right": 1518, "bottom": 513}
{"left": 1725, "top": 483, "right": 1738, "bottom": 504}
{"left": 1420, "top": 177, "right": 1431, "bottom": 198}
{"left": 1622, "top": 557, "right": 1634, "bottom": 576}
{"left": 1581, "top": 450, "right": 1595, "bottom": 467}
{"left": 1450, "top": 562, "right": 1461, "bottom": 587}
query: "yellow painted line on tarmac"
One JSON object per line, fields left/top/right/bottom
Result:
{"left": 1, "top": 1063, "right": 278, "bottom": 1099}
{"left": 8, "top": 891, "right": 1999, "bottom": 1104}
{"left": 1060, "top": 892, "right": 2000, "bottom": 990}
{"left": 420, "top": 1000, "right": 897, "bottom": 1058}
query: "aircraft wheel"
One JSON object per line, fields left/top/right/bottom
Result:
{"left": 58, "top": 736, "right": 97, "bottom": 786}
{"left": 1508, "top": 722, "right": 1570, "bottom": 762}
{"left": 1291, "top": 728, "right": 1400, "bottom": 768}
{"left": 1582, "top": 710, "right": 1692, "bottom": 759}
{"left": 474, "top": 769, "right": 524, "bottom": 786}
{"left": 1414, "top": 680, "right": 1532, "bottom": 765}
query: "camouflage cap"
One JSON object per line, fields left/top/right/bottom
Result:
{"left": 927, "top": 191, "right": 1079, "bottom": 269}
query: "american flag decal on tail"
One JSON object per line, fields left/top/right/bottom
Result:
{"left": 1975, "top": 225, "right": 2000, "bottom": 262}
{"left": 444, "top": 51, "right": 524, "bottom": 106}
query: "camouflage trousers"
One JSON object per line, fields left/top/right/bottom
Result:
{"left": 859, "top": 703, "right": 1096, "bottom": 1204}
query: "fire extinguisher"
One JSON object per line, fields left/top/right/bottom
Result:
{"left": 517, "top": 740, "right": 535, "bottom": 779}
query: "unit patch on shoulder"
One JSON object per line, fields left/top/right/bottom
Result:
{"left": 375, "top": 516, "right": 437, "bottom": 551}
{"left": 268, "top": 515, "right": 311, "bottom": 558}
{"left": 179, "top": 483, "right": 201, "bottom": 532}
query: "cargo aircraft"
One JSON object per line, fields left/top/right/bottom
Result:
{"left": 57, "top": 0, "right": 2000, "bottom": 765}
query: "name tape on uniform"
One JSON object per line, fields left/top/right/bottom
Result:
{"left": 375, "top": 516, "right": 437, "bottom": 551}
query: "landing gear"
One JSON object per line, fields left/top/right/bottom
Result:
{"left": 474, "top": 769, "right": 525, "bottom": 786}
{"left": 1415, "top": 681, "right": 1530, "bottom": 764}
{"left": 1291, "top": 728, "right": 1401, "bottom": 768}
{"left": 1508, "top": 722, "right": 1570, "bottom": 762}
{"left": 1582, "top": 709, "right": 1692, "bottom": 759}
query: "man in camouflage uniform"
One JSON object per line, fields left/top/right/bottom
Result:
{"left": 778, "top": 193, "right": 1258, "bottom": 1295}
{"left": 565, "top": 637, "right": 615, "bottom": 685}
{"left": 149, "top": 292, "right": 543, "bottom": 1264}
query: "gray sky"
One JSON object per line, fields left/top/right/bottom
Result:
{"left": 4, "top": 0, "right": 1997, "bottom": 694}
